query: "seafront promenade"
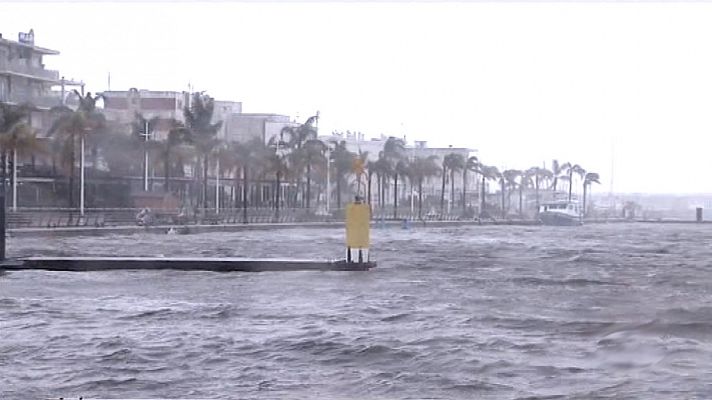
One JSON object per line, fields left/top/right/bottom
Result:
{"left": 4, "top": 206, "right": 708, "bottom": 238}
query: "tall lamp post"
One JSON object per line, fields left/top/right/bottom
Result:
{"left": 139, "top": 119, "right": 152, "bottom": 192}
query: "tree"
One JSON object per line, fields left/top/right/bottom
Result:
{"left": 266, "top": 135, "right": 291, "bottom": 221}
{"left": 583, "top": 172, "right": 600, "bottom": 217}
{"left": 370, "top": 152, "right": 391, "bottom": 209}
{"left": 48, "top": 91, "right": 106, "bottom": 210}
{"left": 518, "top": 170, "right": 533, "bottom": 216}
{"left": 393, "top": 159, "right": 409, "bottom": 219}
{"left": 158, "top": 119, "right": 188, "bottom": 193}
{"left": 409, "top": 155, "right": 440, "bottom": 219}
{"left": 183, "top": 92, "right": 222, "bottom": 210}
{"left": 292, "top": 138, "right": 326, "bottom": 211}
{"left": 331, "top": 140, "right": 356, "bottom": 208}
{"left": 462, "top": 156, "right": 479, "bottom": 213}
{"left": 551, "top": 159, "right": 563, "bottom": 191}
{"left": 526, "top": 166, "right": 553, "bottom": 216}
{"left": 0, "top": 102, "right": 43, "bottom": 210}
{"left": 279, "top": 116, "right": 320, "bottom": 208}
{"left": 477, "top": 164, "right": 500, "bottom": 217}
{"left": 502, "top": 169, "right": 521, "bottom": 217}
{"left": 562, "top": 162, "right": 586, "bottom": 201}
{"left": 439, "top": 153, "right": 462, "bottom": 216}
{"left": 382, "top": 137, "right": 405, "bottom": 216}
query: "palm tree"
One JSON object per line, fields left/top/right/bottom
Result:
{"left": 502, "top": 169, "right": 521, "bottom": 218}
{"left": 551, "top": 159, "right": 563, "bottom": 191}
{"left": 331, "top": 140, "right": 356, "bottom": 208}
{"left": 382, "top": 137, "right": 405, "bottom": 215}
{"left": 562, "top": 162, "right": 586, "bottom": 201}
{"left": 440, "top": 153, "right": 462, "bottom": 215}
{"left": 266, "top": 135, "right": 291, "bottom": 221}
{"left": 280, "top": 116, "right": 319, "bottom": 207}
{"left": 283, "top": 115, "right": 318, "bottom": 150}
{"left": 158, "top": 119, "right": 188, "bottom": 193}
{"left": 409, "top": 155, "right": 440, "bottom": 219}
{"left": 518, "top": 170, "right": 533, "bottom": 217}
{"left": 582, "top": 172, "right": 600, "bottom": 217}
{"left": 371, "top": 151, "right": 391, "bottom": 209}
{"left": 48, "top": 91, "right": 106, "bottom": 211}
{"left": 294, "top": 138, "right": 326, "bottom": 211}
{"left": 526, "top": 166, "right": 553, "bottom": 216}
{"left": 0, "top": 102, "right": 43, "bottom": 210}
{"left": 183, "top": 92, "right": 223, "bottom": 210}
{"left": 393, "top": 159, "right": 409, "bottom": 219}
{"left": 478, "top": 164, "right": 500, "bottom": 217}
{"left": 462, "top": 156, "right": 478, "bottom": 213}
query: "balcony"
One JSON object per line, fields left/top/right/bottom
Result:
{"left": 0, "top": 91, "right": 67, "bottom": 110}
{"left": 0, "top": 58, "right": 59, "bottom": 82}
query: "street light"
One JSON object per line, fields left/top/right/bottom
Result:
{"left": 138, "top": 119, "right": 152, "bottom": 192}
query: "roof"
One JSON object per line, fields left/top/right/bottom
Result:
{"left": 0, "top": 37, "right": 59, "bottom": 55}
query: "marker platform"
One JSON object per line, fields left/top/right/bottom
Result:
{"left": 0, "top": 256, "right": 376, "bottom": 272}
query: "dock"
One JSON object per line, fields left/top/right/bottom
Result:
{"left": 0, "top": 256, "right": 375, "bottom": 272}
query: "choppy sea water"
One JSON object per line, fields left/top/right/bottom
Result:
{"left": 3, "top": 223, "right": 712, "bottom": 399}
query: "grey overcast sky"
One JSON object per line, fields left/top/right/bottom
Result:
{"left": 2, "top": 1, "right": 712, "bottom": 194}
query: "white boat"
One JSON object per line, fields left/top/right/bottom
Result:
{"left": 538, "top": 200, "right": 582, "bottom": 226}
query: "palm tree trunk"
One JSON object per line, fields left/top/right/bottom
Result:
{"left": 69, "top": 136, "right": 75, "bottom": 209}
{"left": 393, "top": 173, "right": 398, "bottom": 219}
{"left": 501, "top": 180, "right": 506, "bottom": 219}
{"left": 418, "top": 178, "right": 423, "bottom": 219}
{"left": 462, "top": 169, "right": 467, "bottom": 213}
{"left": 535, "top": 175, "right": 540, "bottom": 216}
{"left": 450, "top": 170, "right": 455, "bottom": 211}
{"left": 583, "top": 183, "right": 588, "bottom": 217}
{"left": 336, "top": 175, "right": 341, "bottom": 209}
{"left": 367, "top": 171, "right": 373, "bottom": 206}
{"left": 203, "top": 154, "right": 209, "bottom": 210}
{"left": 242, "top": 166, "right": 248, "bottom": 224}
{"left": 518, "top": 183, "right": 523, "bottom": 216}
{"left": 376, "top": 173, "right": 381, "bottom": 208}
{"left": 568, "top": 170, "right": 573, "bottom": 201}
{"left": 480, "top": 175, "right": 486, "bottom": 214}
{"left": 163, "top": 147, "right": 171, "bottom": 193}
{"left": 306, "top": 160, "right": 311, "bottom": 211}
{"left": 440, "top": 165, "right": 447, "bottom": 217}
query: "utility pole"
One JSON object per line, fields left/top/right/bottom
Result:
{"left": 143, "top": 120, "right": 149, "bottom": 192}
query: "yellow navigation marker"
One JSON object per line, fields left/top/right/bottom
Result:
{"left": 346, "top": 201, "right": 370, "bottom": 249}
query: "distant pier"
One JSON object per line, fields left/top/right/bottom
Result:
{"left": 0, "top": 256, "right": 375, "bottom": 272}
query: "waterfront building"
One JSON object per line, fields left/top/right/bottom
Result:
{"left": 0, "top": 29, "right": 82, "bottom": 133}
{"left": 229, "top": 113, "right": 297, "bottom": 143}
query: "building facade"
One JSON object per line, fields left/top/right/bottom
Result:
{"left": 228, "top": 113, "right": 297, "bottom": 143}
{"left": 0, "top": 30, "right": 83, "bottom": 135}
